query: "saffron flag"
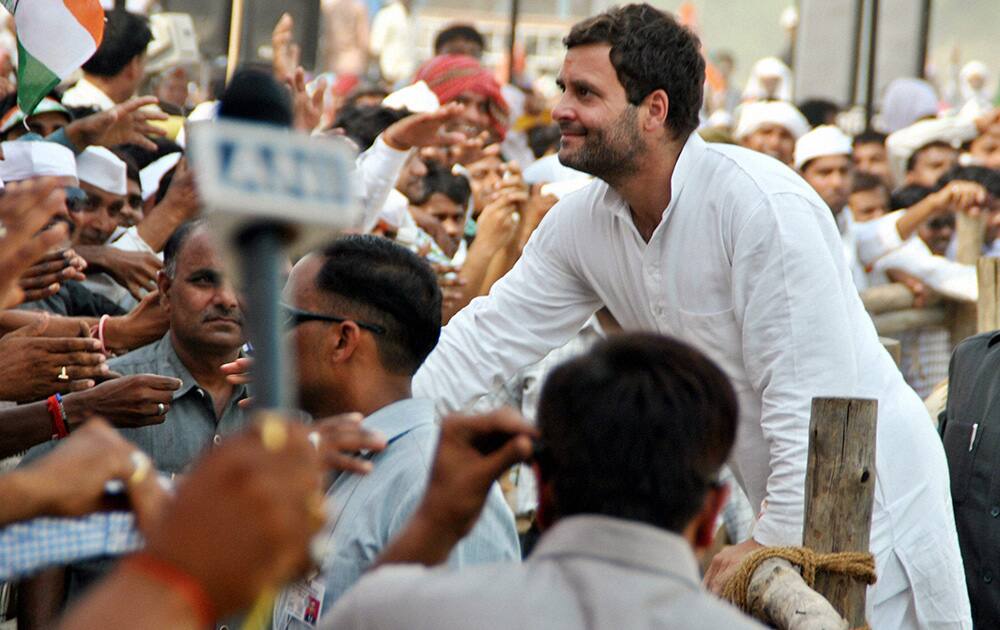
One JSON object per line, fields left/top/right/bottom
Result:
{"left": 1, "top": 0, "right": 104, "bottom": 116}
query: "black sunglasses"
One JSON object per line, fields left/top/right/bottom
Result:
{"left": 280, "top": 302, "right": 386, "bottom": 335}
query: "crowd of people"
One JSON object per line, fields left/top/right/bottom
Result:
{"left": 0, "top": 2, "right": 998, "bottom": 629}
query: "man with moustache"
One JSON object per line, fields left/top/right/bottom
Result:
{"left": 101, "top": 219, "right": 249, "bottom": 474}
{"left": 413, "top": 4, "right": 970, "bottom": 627}
{"left": 17, "top": 219, "right": 248, "bottom": 609}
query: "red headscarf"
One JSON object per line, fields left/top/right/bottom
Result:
{"left": 415, "top": 54, "right": 509, "bottom": 139}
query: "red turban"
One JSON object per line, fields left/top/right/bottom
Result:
{"left": 415, "top": 54, "right": 509, "bottom": 139}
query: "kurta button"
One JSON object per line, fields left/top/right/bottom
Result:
{"left": 213, "top": 434, "right": 222, "bottom": 445}
{"left": 985, "top": 571, "right": 993, "bottom": 584}
{"left": 991, "top": 506, "right": 1000, "bottom": 518}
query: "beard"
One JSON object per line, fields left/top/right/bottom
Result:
{"left": 558, "top": 105, "right": 644, "bottom": 182}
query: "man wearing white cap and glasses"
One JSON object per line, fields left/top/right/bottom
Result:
{"left": 794, "top": 125, "right": 864, "bottom": 289}
{"left": 734, "top": 100, "right": 810, "bottom": 166}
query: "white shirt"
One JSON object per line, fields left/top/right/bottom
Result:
{"left": 875, "top": 236, "right": 977, "bottom": 303}
{"left": 355, "top": 136, "right": 410, "bottom": 232}
{"left": 368, "top": 2, "right": 415, "bottom": 84}
{"left": 414, "top": 133, "right": 970, "bottom": 626}
{"left": 322, "top": 515, "right": 765, "bottom": 630}
{"left": 61, "top": 77, "right": 116, "bottom": 112}
{"left": 836, "top": 208, "right": 869, "bottom": 291}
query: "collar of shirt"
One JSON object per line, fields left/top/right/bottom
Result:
{"left": 62, "top": 77, "right": 117, "bottom": 112}
{"left": 140, "top": 333, "right": 248, "bottom": 403}
{"left": 601, "top": 131, "right": 706, "bottom": 226}
{"left": 361, "top": 397, "right": 437, "bottom": 445}
{"left": 989, "top": 331, "right": 1000, "bottom": 348}
{"left": 530, "top": 515, "right": 702, "bottom": 590}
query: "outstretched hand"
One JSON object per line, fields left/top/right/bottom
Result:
{"left": 383, "top": 103, "right": 470, "bottom": 152}
{"left": 65, "top": 96, "right": 168, "bottom": 152}
{"left": 0, "top": 179, "right": 75, "bottom": 307}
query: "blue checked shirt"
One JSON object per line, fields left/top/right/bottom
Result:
{"left": 0, "top": 513, "right": 142, "bottom": 581}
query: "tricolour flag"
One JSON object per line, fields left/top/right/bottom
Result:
{"left": 1, "top": 0, "right": 104, "bottom": 116}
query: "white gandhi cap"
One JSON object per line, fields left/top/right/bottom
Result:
{"left": 734, "top": 101, "right": 810, "bottom": 141}
{"left": 794, "top": 125, "right": 853, "bottom": 170}
{"left": 77, "top": 146, "right": 127, "bottom": 195}
{"left": 0, "top": 140, "right": 77, "bottom": 184}
{"left": 139, "top": 151, "right": 182, "bottom": 201}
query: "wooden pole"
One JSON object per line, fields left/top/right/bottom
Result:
{"left": 955, "top": 212, "right": 985, "bottom": 265}
{"left": 879, "top": 337, "right": 901, "bottom": 366}
{"left": 746, "top": 558, "right": 849, "bottom": 630}
{"left": 507, "top": 0, "right": 520, "bottom": 84}
{"left": 225, "top": 0, "right": 246, "bottom": 84}
{"left": 871, "top": 305, "right": 948, "bottom": 336}
{"left": 803, "top": 398, "right": 878, "bottom": 628}
{"left": 950, "top": 213, "right": 985, "bottom": 343}
{"left": 916, "top": 0, "right": 932, "bottom": 77}
{"left": 978, "top": 257, "right": 1000, "bottom": 333}
{"left": 863, "top": 0, "right": 880, "bottom": 131}
{"left": 861, "top": 282, "right": 941, "bottom": 315}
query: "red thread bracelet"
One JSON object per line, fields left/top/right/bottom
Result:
{"left": 46, "top": 394, "right": 68, "bottom": 440}
{"left": 123, "top": 553, "right": 216, "bottom": 627}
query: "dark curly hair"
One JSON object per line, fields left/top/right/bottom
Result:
{"left": 563, "top": 3, "right": 705, "bottom": 140}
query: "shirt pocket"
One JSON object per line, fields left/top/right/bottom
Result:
{"left": 674, "top": 307, "right": 742, "bottom": 376}
{"left": 941, "top": 419, "right": 980, "bottom": 505}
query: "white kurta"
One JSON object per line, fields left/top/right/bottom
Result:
{"left": 61, "top": 77, "right": 116, "bottom": 112}
{"left": 836, "top": 208, "right": 869, "bottom": 291}
{"left": 414, "top": 134, "right": 970, "bottom": 628}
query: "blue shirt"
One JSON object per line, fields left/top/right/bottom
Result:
{"left": 275, "top": 398, "right": 520, "bottom": 628}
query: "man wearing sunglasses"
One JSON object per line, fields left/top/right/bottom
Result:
{"left": 272, "top": 235, "right": 518, "bottom": 628}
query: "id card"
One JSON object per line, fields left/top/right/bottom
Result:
{"left": 286, "top": 574, "right": 326, "bottom": 626}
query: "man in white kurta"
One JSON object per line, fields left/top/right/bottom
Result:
{"left": 413, "top": 5, "right": 969, "bottom": 627}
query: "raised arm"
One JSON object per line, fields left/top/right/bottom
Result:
{"left": 413, "top": 199, "right": 602, "bottom": 412}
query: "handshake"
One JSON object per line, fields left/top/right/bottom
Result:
{"left": 34, "top": 407, "right": 534, "bottom": 627}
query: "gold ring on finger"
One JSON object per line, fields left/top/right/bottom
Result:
{"left": 57, "top": 366, "right": 70, "bottom": 381}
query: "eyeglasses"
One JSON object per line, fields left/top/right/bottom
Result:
{"left": 280, "top": 302, "right": 386, "bottom": 335}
